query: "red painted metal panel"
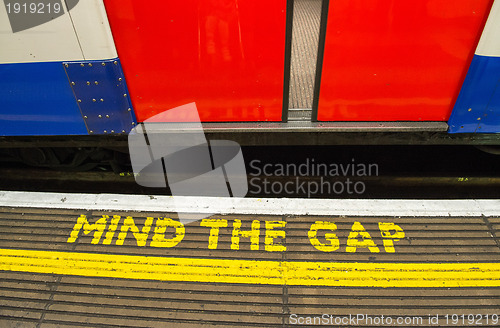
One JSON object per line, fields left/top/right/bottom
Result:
{"left": 103, "top": 0, "right": 288, "bottom": 122}
{"left": 317, "top": 0, "right": 493, "bottom": 122}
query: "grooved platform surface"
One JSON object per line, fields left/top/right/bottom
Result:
{"left": 0, "top": 206, "right": 500, "bottom": 327}
{"left": 289, "top": 0, "right": 322, "bottom": 110}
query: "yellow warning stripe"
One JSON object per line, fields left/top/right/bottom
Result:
{"left": 1, "top": 248, "right": 499, "bottom": 287}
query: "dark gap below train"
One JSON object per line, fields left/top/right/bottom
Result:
{"left": 0, "top": 145, "right": 499, "bottom": 199}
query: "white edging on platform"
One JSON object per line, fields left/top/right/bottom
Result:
{"left": 0, "top": 191, "right": 499, "bottom": 217}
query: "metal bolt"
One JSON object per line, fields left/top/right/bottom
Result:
{"left": 80, "top": 63, "right": 85, "bottom": 67}
{"left": 83, "top": 116, "right": 88, "bottom": 119}
{"left": 106, "top": 115, "right": 110, "bottom": 118}
{"left": 477, "top": 118, "right": 481, "bottom": 121}
{"left": 93, "top": 99, "right": 97, "bottom": 102}
{"left": 77, "top": 99, "right": 82, "bottom": 103}
{"left": 104, "top": 130, "right": 107, "bottom": 133}
{"left": 94, "top": 81, "right": 99, "bottom": 85}
{"left": 122, "top": 130, "right": 126, "bottom": 133}
{"left": 118, "top": 78, "right": 123, "bottom": 81}
{"left": 111, "top": 130, "right": 115, "bottom": 133}
{"left": 124, "top": 94, "right": 128, "bottom": 97}
{"left": 87, "top": 81, "right": 90, "bottom": 85}
{"left": 100, "top": 98, "right": 104, "bottom": 102}
{"left": 88, "top": 63, "right": 93, "bottom": 67}
{"left": 64, "top": 63, "right": 69, "bottom": 67}
{"left": 89, "top": 130, "right": 94, "bottom": 134}
{"left": 127, "top": 108, "right": 132, "bottom": 112}
{"left": 468, "top": 108, "right": 472, "bottom": 112}
{"left": 114, "top": 61, "right": 118, "bottom": 65}
{"left": 132, "top": 122, "right": 135, "bottom": 125}
{"left": 71, "top": 82, "right": 75, "bottom": 85}
{"left": 102, "top": 62, "right": 106, "bottom": 66}
{"left": 98, "top": 115, "right": 102, "bottom": 118}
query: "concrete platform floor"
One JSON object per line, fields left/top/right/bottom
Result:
{"left": 0, "top": 193, "right": 499, "bottom": 327}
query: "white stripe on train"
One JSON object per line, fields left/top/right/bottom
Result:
{"left": 476, "top": 0, "right": 500, "bottom": 57}
{"left": 0, "top": 0, "right": 117, "bottom": 64}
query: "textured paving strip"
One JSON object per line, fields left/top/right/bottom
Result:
{"left": 0, "top": 207, "right": 499, "bottom": 327}
{"left": 289, "top": 0, "right": 321, "bottom": 109}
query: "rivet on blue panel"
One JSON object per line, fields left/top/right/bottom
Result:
{"left": 63, "top": 58, "right": 137, "bottom": 135}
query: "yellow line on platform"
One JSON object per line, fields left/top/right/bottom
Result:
{"left": 1, "top": 248, "right": 499, "bottom": 287}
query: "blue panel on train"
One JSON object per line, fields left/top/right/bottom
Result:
{"left": 0, "top": 61, "right": 88, "bottom": 136}
{"left": 63, "top": 59, "right": 136, "bottom": 135}
{"left": 478, "top": 81, "right": 500, "bottom": 133}
{"left": 448, "top": 55, "right": 500, "bottom": 133}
